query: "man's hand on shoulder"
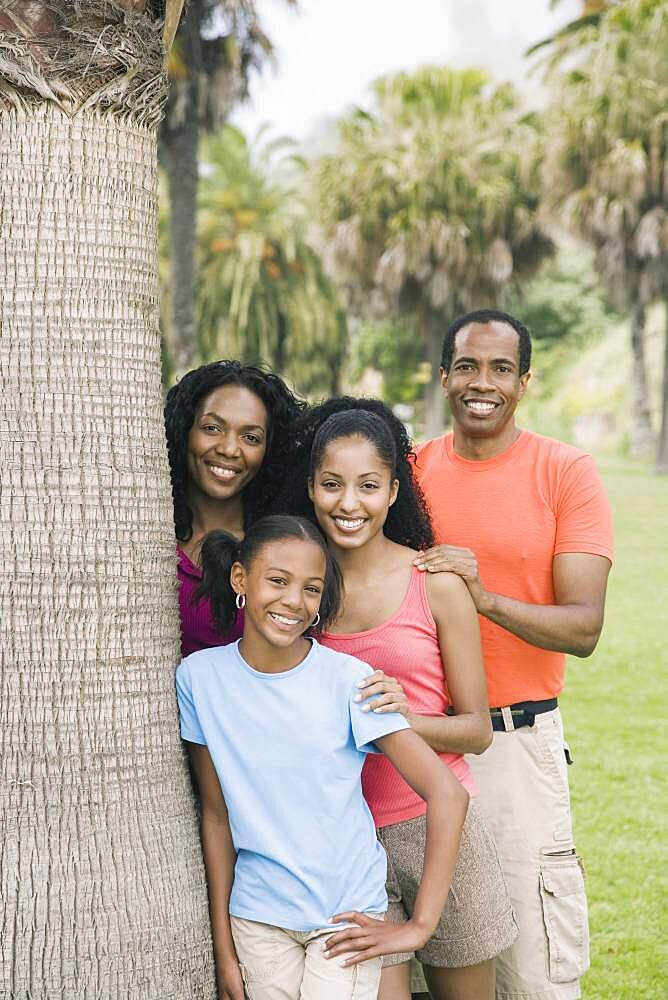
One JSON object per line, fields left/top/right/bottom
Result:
{"left": 414, "top": 545, "right": 491, "bottom": 614}
{"left": 414, "top": 547, "right": 611, "bottom": 656}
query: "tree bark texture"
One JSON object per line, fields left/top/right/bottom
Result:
{"left": 629, "top": 302, "right": 655, "bottom": 456}
{"left": 0, "top": 104, "right": 215, "bottom": 998}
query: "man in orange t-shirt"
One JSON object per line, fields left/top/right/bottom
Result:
{"left": 413, "top": 308, "right": 613, "bottom": 1000}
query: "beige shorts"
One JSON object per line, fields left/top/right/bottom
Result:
{"left": 466, "top": 707, "right": 589, "bottom": 1000}
{"left": 230, "top": 915, "right": 383, "bottom": 1000}
{"left": 378, "top": 797, "right": 518, "bottom": 969}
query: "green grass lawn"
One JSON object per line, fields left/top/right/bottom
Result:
{"left": 560, "top": 458, "right": 668, "bottom": 998}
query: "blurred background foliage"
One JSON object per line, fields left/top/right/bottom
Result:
{"left": 159, "top": 0, "right": 668, "bottom": 470}
{"left": 309, "top": 67, "right": 553, "bottom": 437}
{"left": 196, "top": 126, "right": 346, "bottom": 395}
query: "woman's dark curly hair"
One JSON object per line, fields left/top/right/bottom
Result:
{"left": 277, "top": 396, "right": 433, "bottom": 551}
{"left": 164, "top": 361, "right": 305, "bottom": 542}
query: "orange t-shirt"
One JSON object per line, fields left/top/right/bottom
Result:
{"left": 414, "top": 430, "right": 613, "bottom": 707}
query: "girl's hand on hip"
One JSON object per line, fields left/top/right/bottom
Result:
{"left": 322, "top": 912, "right": 429, "bottom": 966}
{"left": 354, "top": 671, "right": 409, "bottom": 716}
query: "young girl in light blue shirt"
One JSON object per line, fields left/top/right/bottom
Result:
{"left": 176, "top": 514, "right": 468, "bottom": 1000}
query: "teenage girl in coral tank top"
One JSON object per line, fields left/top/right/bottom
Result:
{"left": 290, "top": 400, "right": 518, "bottom": 1000}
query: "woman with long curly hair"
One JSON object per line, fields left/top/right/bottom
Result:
{"left": 285, "top": 399, "right": 517, "bottom": 1000}
{"left": 164, "top": 360, "right": 304, "bottom": 655}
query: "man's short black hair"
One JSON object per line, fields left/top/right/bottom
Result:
{"left": 441, "top": 308, "right": 532, "bottom": 375}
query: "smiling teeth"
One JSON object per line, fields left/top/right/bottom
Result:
{"left": 269, "top": 613, "right": 301, "bottom": 625}
{"left": 209, "top": 465, "right": 238, "bottom": 479}
{"left": 466, "top": 401, "right": 497, "bottom": 412}
{"left": 334, "top": 517, "right": 365, "bottom": 529}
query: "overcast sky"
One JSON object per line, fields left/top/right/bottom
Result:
{"left": 230, "top": 0, "right": 580, "bottom": 142}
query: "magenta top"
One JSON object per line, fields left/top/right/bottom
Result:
{"left": 177, "top": 546, "right": 244, "bottom": 657}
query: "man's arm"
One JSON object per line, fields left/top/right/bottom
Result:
{"left": 414, "top": 548, "right": 611, "bottom": 657}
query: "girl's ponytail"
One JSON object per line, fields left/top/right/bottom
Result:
{"left": 196, "top": 530, "right": 241, "bottom": 635}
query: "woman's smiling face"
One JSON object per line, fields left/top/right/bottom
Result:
{"left": 309, "top": 435, "right": 398, "bottom": 551}
{"left": 186, "top": 384, "right": 268, "bottom": 503}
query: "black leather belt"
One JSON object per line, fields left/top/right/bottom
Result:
{"left": 490, "top": 698, "right": 558, "bottom": 731}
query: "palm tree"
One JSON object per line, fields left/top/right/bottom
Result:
{"left": 528, "top": 0, "right": 618, "bottom": 58}
{"left": 313, "top": 66, "right": 554, "bottom": 436}
{"left": 160, "top": 0, "right": 293, "bottom": 377}
{"left": 0, "top": 2, "right": 216, "bottom": 995}
{"left": 542, "top": 0, "right": 668, "bottom": 459}
{"left": 196, "top": 126, "right": 347, "bottom": 395}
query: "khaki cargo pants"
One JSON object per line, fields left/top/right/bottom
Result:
{"left": 231, "top": 915, "right": 383, "bottom": 999}
{"left": 466, "top": 706, "right": 589, "bottom": 1000}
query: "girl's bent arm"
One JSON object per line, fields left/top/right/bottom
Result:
{"left": 324, "top": 729, "right": 468, "bottom": 965}
{"left": 187, "top": 742, "right": 245, "bottom": 1000}
{"left": 419, "top": 571, "right": 491, "bottom": 754}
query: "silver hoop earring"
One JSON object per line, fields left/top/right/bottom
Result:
{"left": 235, "top": 593, "right": 246, "bottom": 610}
{"left": 312, "top": 612, "right": 321, "bottom": 628}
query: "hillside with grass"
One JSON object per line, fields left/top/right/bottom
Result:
{"left": 499, "top": 247, "right": 663, "bottom": 460}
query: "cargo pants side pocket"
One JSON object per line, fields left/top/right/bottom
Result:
{"left": 539, "top": 850, "right": 590, "bottom": 984}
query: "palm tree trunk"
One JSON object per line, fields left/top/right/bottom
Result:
{"left": 162, "top": 0, "right": 202, "bottom": 378}
{"left": 655, "top": 300, "right": 668, "bottom": 474}
{"left": 629, "top": 303, "right": 655, "bottom": 456}
{"left": 275, "top": 311, "right": 288, "bottom": 373}
{"left": 422, "top": 311, "right": 445, "bottom": 440}
{"left": 328, "top": 311, "right": 348, "bottom": 396}
{"left": 0, "top": 8, "right": 215, "bottom": 996}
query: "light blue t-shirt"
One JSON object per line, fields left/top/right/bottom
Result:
{"left": 175, "top": 638, "right": 410, "bottom": 931}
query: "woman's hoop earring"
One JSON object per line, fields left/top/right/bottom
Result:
{"left": 312, "top": 612, "right": 321, "bottom": 628}
{"left": 235, "top": 593, "right": 246, "bottom": 610}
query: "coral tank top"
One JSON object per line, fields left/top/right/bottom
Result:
{"left": 321, "top": 567, "right": 476, "bottom": 829}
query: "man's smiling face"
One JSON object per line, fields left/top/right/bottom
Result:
{"left": 441, "top": 321, "right": 530, "bottom": 445}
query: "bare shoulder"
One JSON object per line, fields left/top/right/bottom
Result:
{"left": 425, "top": 568, "right": 473, "bottom": 608}
{"left": 389, "top": 541, "right": 422, "bottom": 572}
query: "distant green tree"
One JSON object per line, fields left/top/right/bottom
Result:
{"left": 542, "top": 0, "right": 668, "bottom": 463}
{"left": 160, "top": 0, "right": 292, "bottom": 376}
{"left": 348, "top": 320, "right": 426, "bottom": 407}
{"left": 313, "top": 66, "right": 554, "bottom": 437}
{"left": 195, "top": 126, "right": 346, "bottom": 396}
{"left": 528, "top": 1, "right": 619, "bottom": 58}
{"left": 509, "top": 245, "right": 619, "bottom": 344}
{"left": 508, "top": 247, "right": 622, "bottom": 432}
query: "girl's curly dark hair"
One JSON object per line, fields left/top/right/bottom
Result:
{"left": 164, "top": 361, "right": 305, "bottom": 542}
{"left": 277, "top": 396, "right": 434, "bottom": 551}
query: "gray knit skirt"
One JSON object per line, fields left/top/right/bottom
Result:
{"left": 378, "top": 798, "right": 518, "bottom": 968}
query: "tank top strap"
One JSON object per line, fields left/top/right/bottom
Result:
{"left": 403, "top": 565, "right": 437, "bottom": 632}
